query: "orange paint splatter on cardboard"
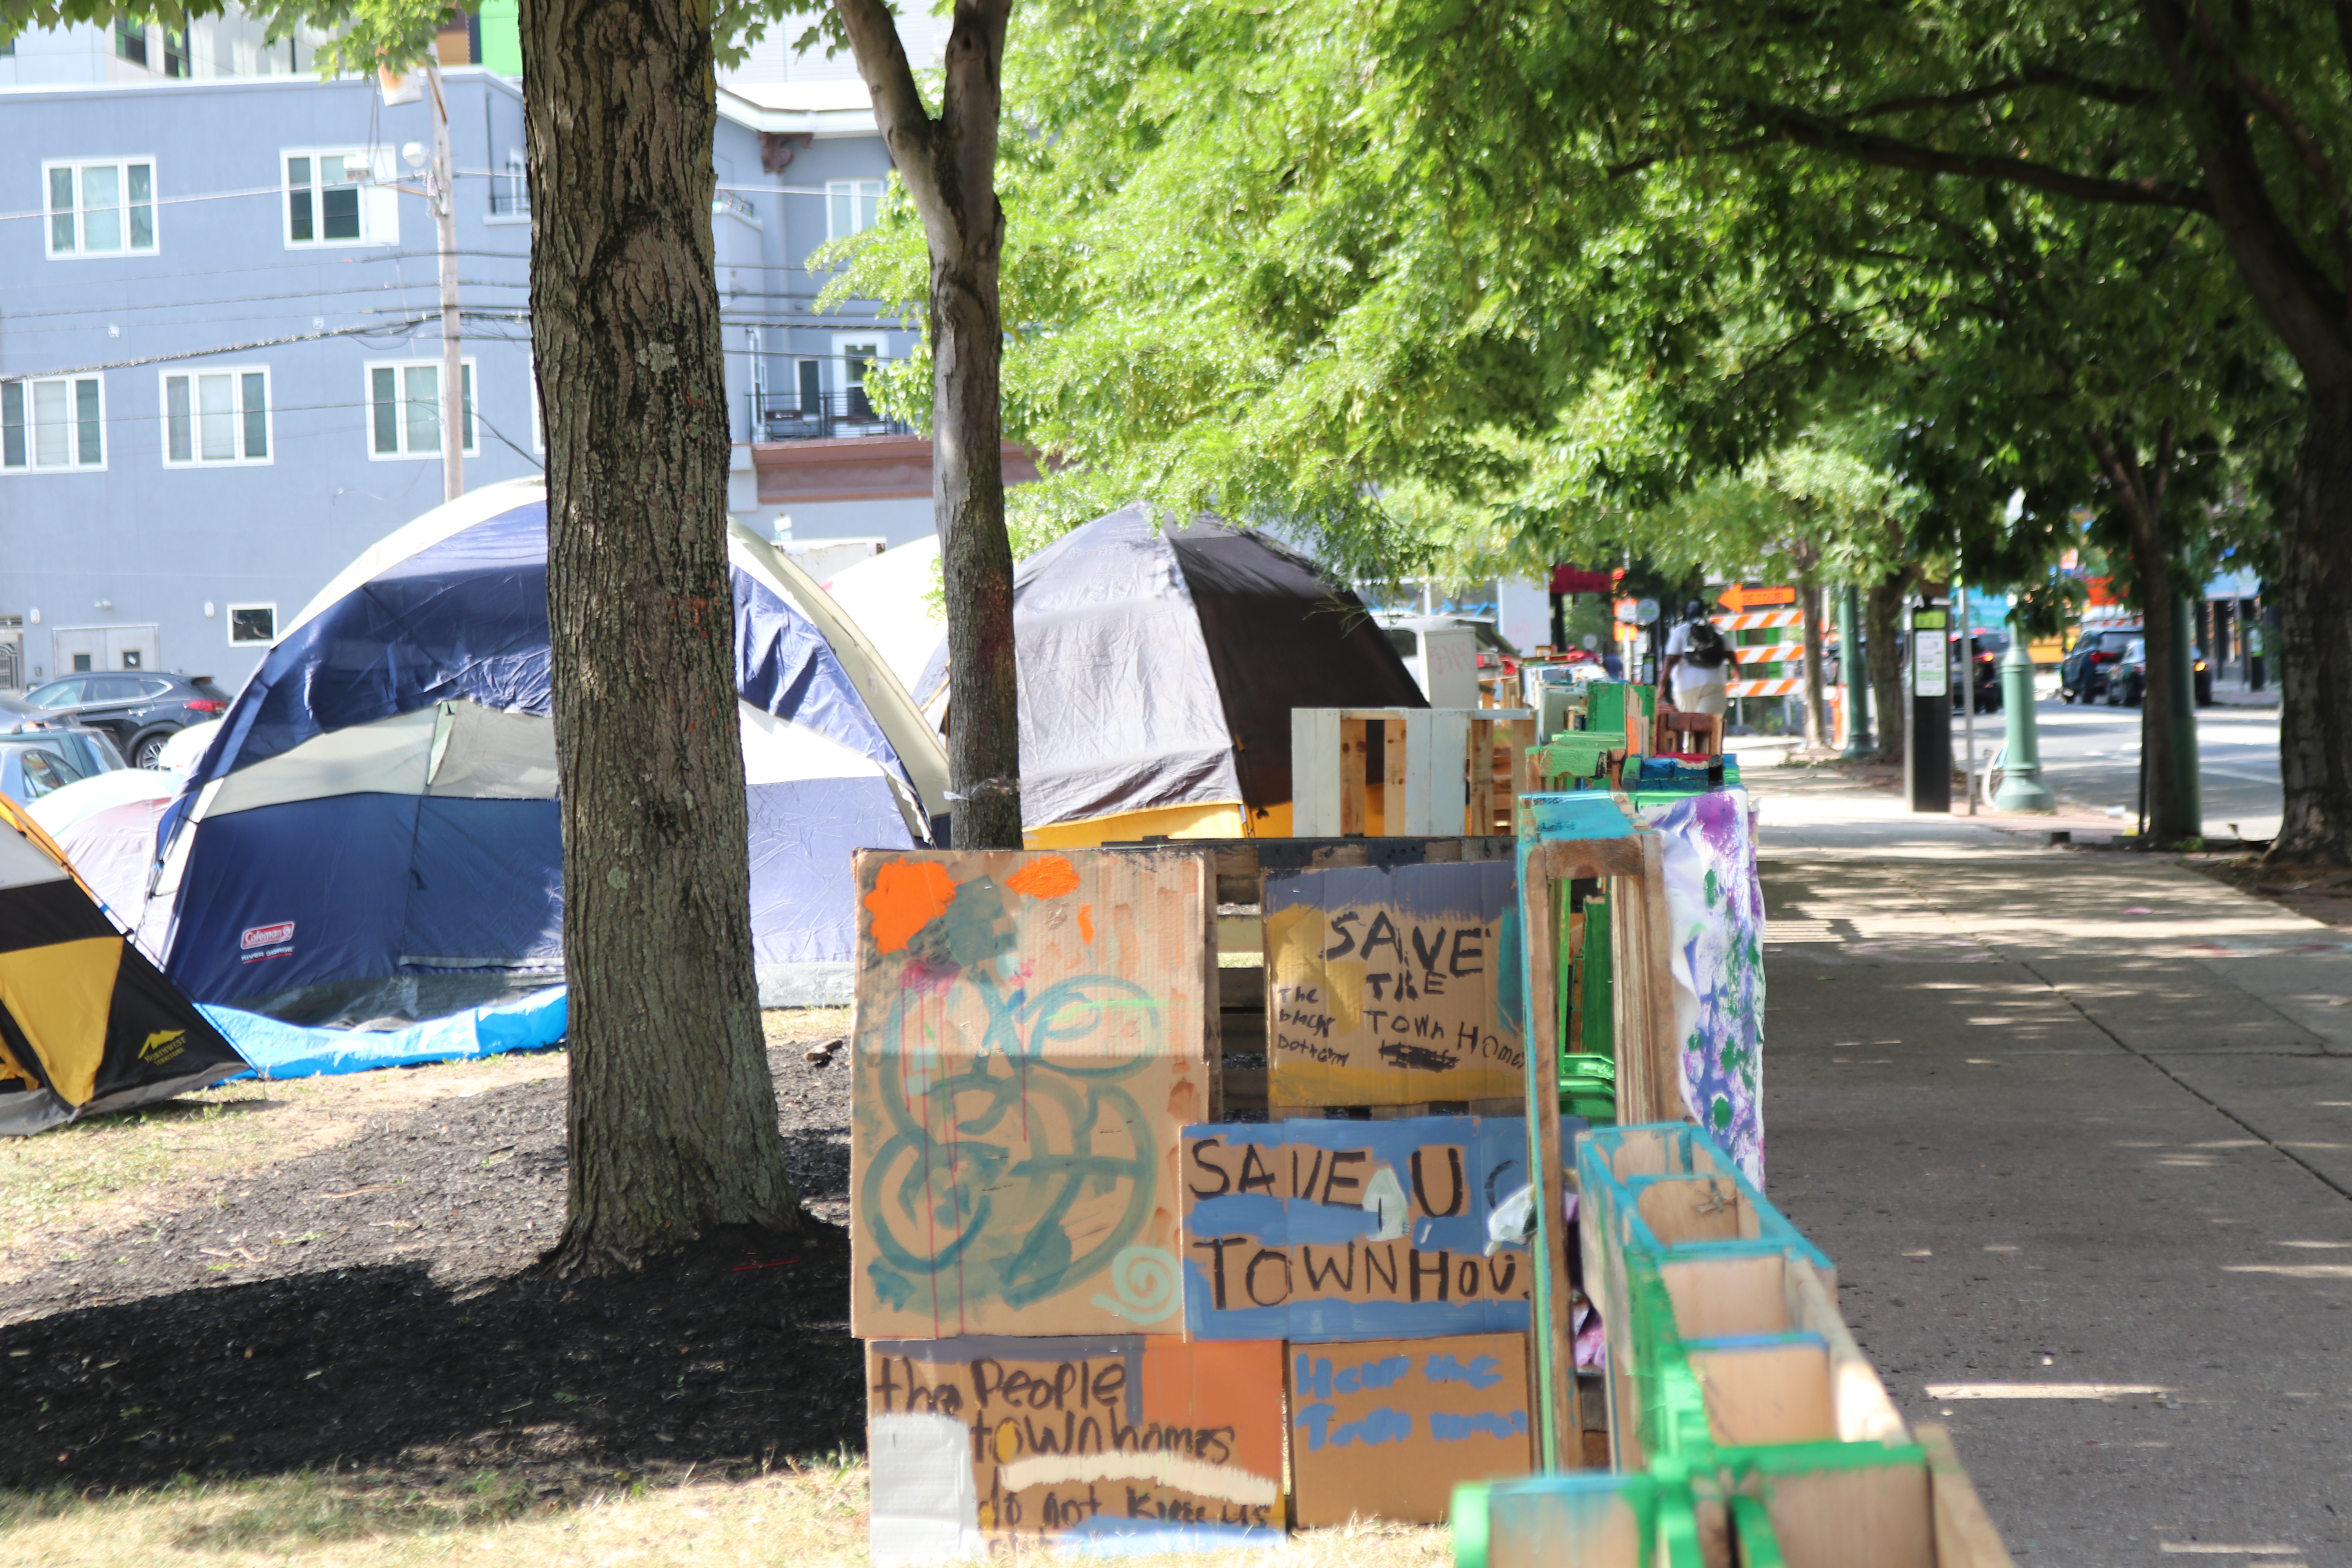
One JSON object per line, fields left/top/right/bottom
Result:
{"left": 864, "top": 859, "right": 958, "bottom": 954}
{"left": 1079, "top": 903, "right": 1095, "bottom": 942}
{"left": 1004, "top": 855, "right": 1082, "bottom": 900}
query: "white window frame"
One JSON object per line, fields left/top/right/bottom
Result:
{"left": 1, "top": 374, "right": 107, "bottom": 474}
{"left": 825, "top": 178, "right": 884, "bottom": 240}
{"left": 160, "top": 365, "right": 273, "bottom": 467}
{"left": 225, "top": 603, "right": 278, "bottom": 646}
{"left": 831, "top": 334, "right": 882, "bottom": 417}
{"left": 364, "top": 357, "right": 477, "bottom": 461}
{"left": 487, "top": 148, "right": 531, "bottom": 225}
{"left": 43, "top": 158, "right": 158, "bottom": 258}
{"left": 281, "top": 146, "right": 397, "bottom": 250}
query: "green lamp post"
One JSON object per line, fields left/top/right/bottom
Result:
{"left": 1838, "top": 584, "right": 1873, "bottom": 759}
{"left": 1992, "top": 616, "right": 2057, "bottom": 812}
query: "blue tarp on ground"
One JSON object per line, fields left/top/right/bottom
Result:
{"left": 203, "top": 985, "right": 569, "bottom": 1079}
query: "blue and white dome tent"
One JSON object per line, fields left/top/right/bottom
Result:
{"left": 143, "top": 479, "right": 947, "bottom": 1026}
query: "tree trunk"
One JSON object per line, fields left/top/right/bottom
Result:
{"left": 2140, "top": 1, "right": 2352, "bottom": 858}
{"left": 523, "top": 0, "right": 804, "bottom": 1272}
{"left": 1864, "top": 574, "right": 1909, "bottom": 768}
{"left": 839, "top": 0, "right": 1021, "bottom": 849}
{"left": 2272, "top": 387, "right": 2352, "bottom": 860}
{"left": 2087, "top": 421, "right": 2195, "bottom": 844}
{"left": 1799, "top": 577, "right": 1828, "bottom": 750}
{"left": 933, "top": 230, "right": 1019, "bottom": 849}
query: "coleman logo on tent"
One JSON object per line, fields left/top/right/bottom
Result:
{"left": 239, "top": 921, "right": 295, "bottom": 960}
{"left": 140, "top": 1030, "right": 187, "bottom": 1066}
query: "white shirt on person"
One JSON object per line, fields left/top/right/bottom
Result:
{"left": 1664, "top": 621, "right": 1730, "bottom": 695}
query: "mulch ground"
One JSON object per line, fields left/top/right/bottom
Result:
{"left": 0, "top": 1018, "right": 865, "bottom": 1500}
{"left": 2177, "top": 855, "right": 2352, "bottom": 929}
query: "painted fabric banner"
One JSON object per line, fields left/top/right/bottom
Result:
{"left": 1642, "top": 788, "right": 1765, "bottom": 1185}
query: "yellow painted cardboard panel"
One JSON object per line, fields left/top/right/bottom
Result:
{"left": 1289, "top": 1331, "right": 1535, "bottom": 1526}
{"left": 866, "top": 1336, "right": 1285, "bottom": 1553}
{"left": 0, "top": 936, "right": 123, "bottom": 1106}
{"left": 849, "top": 848, "right": 1211, "bottom": 1339}
{"left": 1265, "top": 861, "right": 1524, "bottom": 1106}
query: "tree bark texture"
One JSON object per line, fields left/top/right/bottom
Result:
{"left": 2274, "top": 389, "right": 2352, "bottom": 859}
{"left": 522, "top": 0, "right": 803, "bottom": 1272}
{"left": 2085, "top": 421, "right": 2195, "bottom": 844}
{"left": 1799, "top": 579, "right": 1828, "bottom": 750}
{"left": 838, "top": 0, "right": 1022, "bottom": 849}
{"left": 2143, "top": 0, "right": 2352, "bottom": 857}
{"left": 1865, "top": 574, "right": 1911, "bottom": 769}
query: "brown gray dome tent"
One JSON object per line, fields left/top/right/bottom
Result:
{"left": 917, "top": 505, "right": 1426, "bottom": 844}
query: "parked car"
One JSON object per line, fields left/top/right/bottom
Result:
{"left": 2109, "top": 639, "right": 2218, "bottom": 707}
{"left": 0, "top": 693, "right": 128, "bottom": 778}
{"left": 21, "top": 672, "right": 232, "bottom": 768}
{"left": 1951, "top": 632, "right": 2005, "bottom": 713}
{"left": 0, "top": 733, "right": 110, "bottom": 807}
{"left": 2060, "top": 625, "right": 2143, "bottom": 704}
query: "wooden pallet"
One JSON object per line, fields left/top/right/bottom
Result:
{"left": 1290, "top": 708, "right": 1536, "bottom": 837}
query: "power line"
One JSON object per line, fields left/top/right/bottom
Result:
{"left": 0, "top": 172, "right": 887, "bottom": 226}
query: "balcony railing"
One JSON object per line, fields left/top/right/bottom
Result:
{"left": 749, "top": 388, "right": 915, "bottom": 443}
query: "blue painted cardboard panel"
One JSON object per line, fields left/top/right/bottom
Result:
{"left": 1180, "top": 1116, "right": 1533, "bottom": 1342}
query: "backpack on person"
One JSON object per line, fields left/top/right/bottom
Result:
{"left": 1682, "top": 617, "right": 1732, "bottom": 669}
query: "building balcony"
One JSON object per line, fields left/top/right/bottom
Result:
{"left": 749, "top": 388, "right": 915, "bottom": 444}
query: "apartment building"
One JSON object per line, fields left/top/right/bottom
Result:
{"left": 0, "top": 49, "right": 949, "bottom": 688}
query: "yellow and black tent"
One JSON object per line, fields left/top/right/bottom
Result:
{"left": 0, "top": 798, "right": 246, "bottom": 1136}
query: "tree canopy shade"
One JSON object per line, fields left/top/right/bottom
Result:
{"left": 831, "top": 0, "right": 2337, "bottom": 849}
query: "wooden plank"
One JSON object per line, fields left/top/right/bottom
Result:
{"left": 1656, "top": 1252, "right": 1789, "bottom": 1341}
{"left": 1689, "top": 1339, "right": 1836, "bottom": 1448}
{"left": 1917, "top": 1423, "right": 2020, "bottom": 1568}
{"left": 1519, "top": 838, "right": 1577, "bottom": 1470}
{"left": 1383, "top": 714, "right": 1409, "bottom": 837}
{"left": 1608, "top": 866, "right": 1650, "bottom": 1125}
{"left": 1784, "top": 1258, "right": 1904, "bottom": 1445}
{"left": 1639, "top": 833, "right": 1682, "bottom": 1125}
{"left": 1760, "top": 1459, "right": 1934, "bottom": 1568}
{"left": 1503, "top": 717, "right": 1534, "bottom": 833}
{"left": 1221, "top": 1066, "right": 1267, "bottom": 1110}
{"left": 1204, "top": 854, "right": 1224, "bottom": 1120}
{"left": 1340, "top": 716, "right": 1369, "bottom": 837}
{"left": 1216, "top": 911, "right": 1263, "bottom": 955}
{"left": 1291, "top": 709, "right": 1342, "bottom": 836}
{"left": 1470, "top": 717, "right": 1496, "bottom": 836}
{"left": 1423, "top": 709, "right": 1472, "bottom": 836}
{"left": 1527, "top": 835, "right": 1645, "bottom": 883}
{"left": 1219, "top": 965, "right": 1267, "bottom": 1011}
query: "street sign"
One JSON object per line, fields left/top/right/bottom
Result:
{"left": 1717, "top": 584, "right": 1798, "bottom": 613}
{"left": 1635, "top": 597, "right": 1659, "bottom": 623}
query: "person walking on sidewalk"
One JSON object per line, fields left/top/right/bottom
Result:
{"left": 1661, "top": 599, "right": 1733, "bottom": 715}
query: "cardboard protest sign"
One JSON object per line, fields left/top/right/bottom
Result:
{"left": 850, "top": 849, "right": 1212, "bottom": 1340}
{"left": 1179, "top": 1116, "right": 1531, "bottom": 1341}
{"left": 866, "top": 1336, "right": 1285, "bottom": 1563}
{"left": 1288, "top": 1331, "right": 1535, "bottom": 1526}
{"left": 1264, "top": 861, "right": 1524, "bottom": 1107}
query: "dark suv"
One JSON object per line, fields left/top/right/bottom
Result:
{"left": 22, "top": 672, "right": 232, "bottom": 768}
{"left": 2059, "top": 625, "right": 2143, "bottom": 704}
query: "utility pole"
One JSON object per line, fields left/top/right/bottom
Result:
{"left": 423, "top": 61, "right": 463, "bottom": 501}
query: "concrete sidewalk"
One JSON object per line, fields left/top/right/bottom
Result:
{"left": 1752, "top": 768, "right": 2352, "bottom": 1567}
